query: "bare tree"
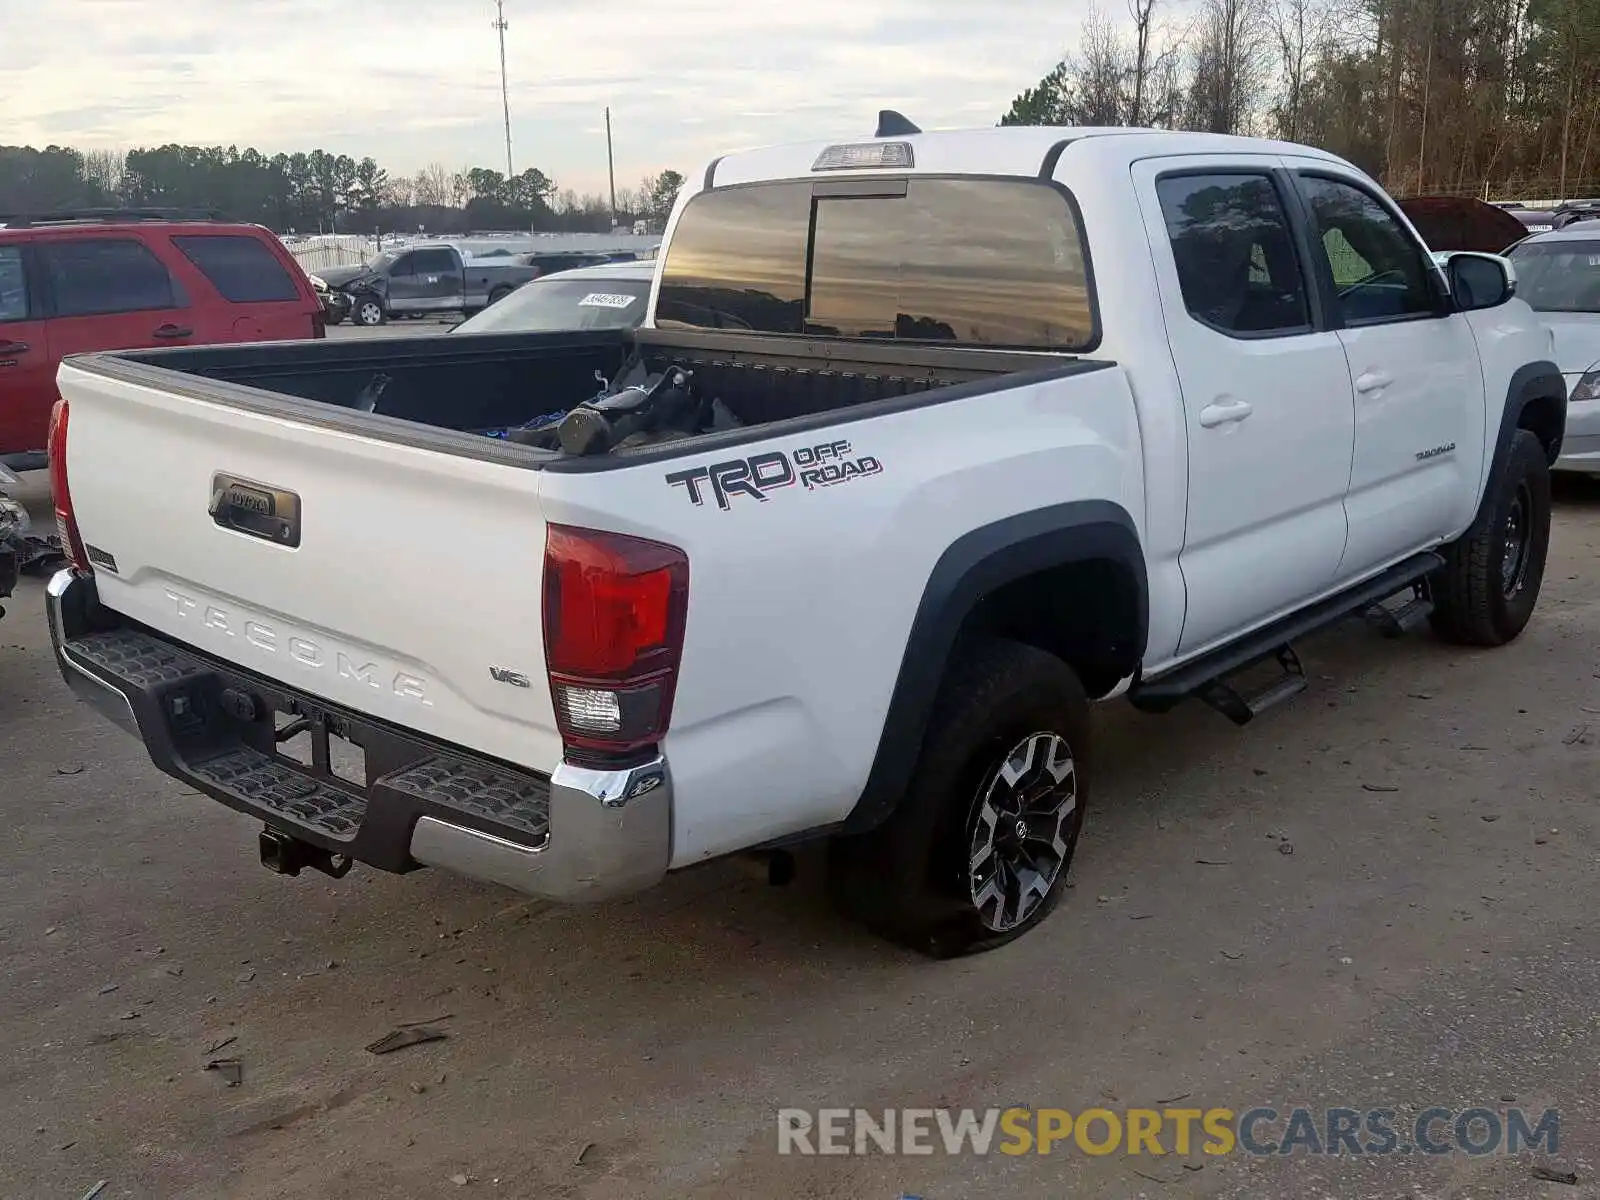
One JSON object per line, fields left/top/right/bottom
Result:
{"left": 1129, "top": 0, "right": 1159, "bottom": 123}
{"left": 81, "top": 148, "right": 126, "bottom": 199}
{"left": 1270, "top": 0, "right": 1333, "bottom": 140}
{"left": 1067, "top": 4, "right": 1133, "bottom": 124}
{"left": 411, "top": 162, "right": 453, "bottom": 207}
{"left": 1186, "top": 0, "right": 1271, "bottom": 134}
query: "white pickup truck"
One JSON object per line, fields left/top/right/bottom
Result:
{"left": 47, "top": 118, "right": 1566, "bottom": 957}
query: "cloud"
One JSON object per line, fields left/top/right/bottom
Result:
{"left": 0, "top": 0, "right": 1092, "bottom": 194}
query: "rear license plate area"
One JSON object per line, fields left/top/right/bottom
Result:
{"left": 275, "top": 705, "right": 368, "bottom": 788}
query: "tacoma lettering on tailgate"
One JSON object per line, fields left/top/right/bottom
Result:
{"left": 163, "top": 589, "right": 432, "bottom": 705}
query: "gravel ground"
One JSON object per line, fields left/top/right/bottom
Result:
{"left": 1, "top": 470, "right": 1597, "bottom": 1200}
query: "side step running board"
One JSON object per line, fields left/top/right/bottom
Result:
{"left": 1194, "top": 645, "right": 1306, "bottom": 724}
{"left": 1131, "top": 551, "right": 1444, "bottom": 724}
{"left": 1364, "top": 585, "right": 1434, "bottom": 638}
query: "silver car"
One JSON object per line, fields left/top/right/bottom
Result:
{"left": 1506, "top": 227, "right": 1600, "bottom": 474}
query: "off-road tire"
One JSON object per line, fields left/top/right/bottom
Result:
{"left": 829, "top": 639, "right": 1090, "bottom": 958}
{"left": 1430, "top": 429, "right": 1551, "bottom": 646}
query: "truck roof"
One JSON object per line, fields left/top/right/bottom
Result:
{"left": 706, "top": 124, "right": 1350, "bottom": 189}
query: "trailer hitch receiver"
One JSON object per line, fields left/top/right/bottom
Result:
{"left": 259, "top": 827, "right": 354, "bottom": 879}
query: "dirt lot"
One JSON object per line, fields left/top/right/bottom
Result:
{"left": 2, "top": 471, "right": 1598, "bottom": 1200}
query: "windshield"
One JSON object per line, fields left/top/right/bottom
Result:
{"left": 453, "top": 275, "right": 651, "bottom": 334}
{"left": 365, "top": 250, "right": 399, "bottom": 271}
{"left": 1506, "top": 240, "right": 1600, "bottom": 312}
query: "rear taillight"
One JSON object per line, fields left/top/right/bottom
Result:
{"left": 543, "top": 524, "right": 689, "bottom": 758}
{"left": 47, "top": 399, "right": 90, "bottom": 573}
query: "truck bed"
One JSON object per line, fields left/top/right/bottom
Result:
{"left": 84, "top": 328, "right": 1090, "bottom": 470}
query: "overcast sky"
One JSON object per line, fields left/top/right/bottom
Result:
{"left": 1, "top": 0, "right": 1098, "bottom": 197}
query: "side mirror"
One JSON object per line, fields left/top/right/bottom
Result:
{"left": 1447, "top": 252, "right": 1515, "bottom": 311}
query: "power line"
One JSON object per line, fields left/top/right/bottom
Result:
{"left": 493, "top": 0, "right": 513, "bottom": 179}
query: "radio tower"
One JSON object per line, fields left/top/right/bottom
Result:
{"left": 493, "top": 0, "right": 513, "bottom": 179}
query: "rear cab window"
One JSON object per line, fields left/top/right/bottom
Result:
{"left": 656, "top": 176, "right": 1097, "bottom": 350}
{"left": 39, "top": 237, "right": 186, "bottom": 316}
{"left": 172, "top": 234, "right": 302, "bottom": 303}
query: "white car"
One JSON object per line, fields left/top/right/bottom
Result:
{"left": 452, "top": 261, "right": 654, "bottom": 335}
{"left": 47, "top": 120, "right": 1565, "bottom": 956}
{"left": 1505, "top": 226, "right": 1600, "bottom": 473}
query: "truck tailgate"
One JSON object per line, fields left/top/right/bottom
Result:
{"left": 57, "top": 360, "right": 563, "bottom": 773}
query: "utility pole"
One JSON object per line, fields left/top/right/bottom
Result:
{"left": 493, "top": 0, "right": 513, "bottom": 180}
{"left": 605, "top": 107, "right": 618, "bottom": 228}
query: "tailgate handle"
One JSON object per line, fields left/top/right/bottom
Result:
{"left": 209, "top": 474, "right": 302, "bottom": 548}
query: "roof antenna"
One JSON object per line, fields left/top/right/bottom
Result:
{"left": 876, "top": 110, "right": 921, "bottom": 137}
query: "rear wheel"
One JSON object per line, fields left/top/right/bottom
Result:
{"left": 829, "top": 639, "right": 1090, "bottom": 958}
{"left": 1430, "top": 429, "right": 1551, "bottom": 645}
{"left": 487, "top": 286, "right": 514, "bottom": 306}
{"left": 353, "top": 294, "right": 386, "bottom": 327}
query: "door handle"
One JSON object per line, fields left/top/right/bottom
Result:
{"left": 152, "top": 324, "right": 193, "bottom": 339}
{"left": 1198, "top": 399, "right": 1254, "bottom": 428}
{"left": 1355, "top": 370, "right": 1393, "bottom": 394}
{"left": 0, "top": 339, "right": 30, "bottom": 355}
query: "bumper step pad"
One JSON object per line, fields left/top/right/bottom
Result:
{"left": 383, "top": 758, "right": 550, "bottom": 843}
{"left": 67, "top": 627, "right": 209, "bottom": 689}
{"left": 61, "top": 624, "right": 553, "bottom": 860}
{"left": 192, "top": 746, "right": 368, "bottom": 840}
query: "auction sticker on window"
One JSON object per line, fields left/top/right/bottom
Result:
{"left": 578, "top": 293, "right": 639, "bottom": 309}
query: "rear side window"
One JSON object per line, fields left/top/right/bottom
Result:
{"left": 172, "top": 234, "right": 300, "bottom": 303}
{"left": 657, "top": 177, "right": 1096, "bottom": 349}
{"left": 41, "top": 238, "right": 183, "bottom": 317}
{"left": 0, "top": 246, "right": 29, "bottom": 321}
{"left": 1156, "top": 173, "right": 1310, "bottom": 336}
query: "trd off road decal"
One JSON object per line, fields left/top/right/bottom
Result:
{"left": 665, "top": 439, "right": 883, "bottom": 510}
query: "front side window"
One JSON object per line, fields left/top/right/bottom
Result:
{"left": 41, "top": 238, "right": 182, "bottom": 317}
{"left": 656, "top": 177, "right": 1096, "bottom": 349}
{"left": 412, "top": 249, "right": 458, "bottom": 275}
{"left": 0, "top": 246, "right": 29, "bottom": 321}
{"left": 1299, "top": 176, "right": 1436, "bottom": 324}
{"left": 1505, "top": 239, "right": 1600, "bottom": 312}
{"left": 1156, "top": 173, "right": 1310, "bottom": 336}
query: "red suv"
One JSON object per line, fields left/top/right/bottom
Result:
{"left": 0, "top": 209, "right": 323, "bottom": 458}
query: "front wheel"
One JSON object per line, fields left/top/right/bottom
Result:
{"left": 829, "top": 639, "right": 1090, "bottom": 958}
{"left": 353, "top": 294, "right": 387, "bottom": 327}
{"left": 1430, "top": 428, "right": 1552, "bottom": 646}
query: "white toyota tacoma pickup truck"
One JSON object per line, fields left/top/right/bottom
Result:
{"left": 47, "top": 117, "right": 1567, "bottom": 956}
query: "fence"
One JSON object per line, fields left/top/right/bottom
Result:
{"left": 281, "top": 235, "right": 382, "bottom": 272}
{"left": 279, "top": 231, "right": 662, "bottom": 274}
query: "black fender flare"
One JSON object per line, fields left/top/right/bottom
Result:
{"left": 1492, "top": 360, "right": 1566, "bottom": 474}
{"left": 841, "top": 500, "right": 1147, "bottom": 834}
